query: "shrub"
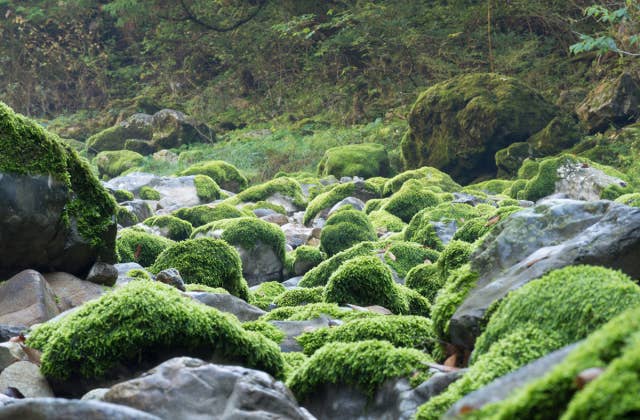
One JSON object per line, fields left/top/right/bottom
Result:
{"left": 320, "top": 209, "right": 377, "bottom": 256}
{"left": 116, "top": 228, "right": 175, "bottom": 267}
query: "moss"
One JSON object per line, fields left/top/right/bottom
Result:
{"left": 191, "top": 217, "right": 286, "bottom": 266}
{"left": 172, "top": 203, "right": 247, "bottom": 227}
{"left": 299, "top": 241, "right": 379, "bottom": 288}
{"left": 467, "top": 179, "right": 513, "bottom": 195}
{"left": 126, "top": 268, "right": 151, "bottom": 280}
{"left": 365, "top": 176, "right": 388, "bottom": 196}
{"left": 495, "top": 142, "right": 531, "bottom": 178}
{"left": 150, "top": 237, "right": 249, "bottom": 300}
{"left": 286, "top": 245, "right": 325, "bottom": 276}
{"left": 381, "top": 179, "right": 441, "bottom": 223}
{"left": 249, "top": 281, "right": 287, "bottom": 310}
{"left": 615, "top": 193, "right": 640, "bottom": 207}
{"left": 404, "top": 202, "right": 483, "bottom": 249}
{"left": 243, "top": 201, "right": 287, "bottom": 215}
{"left": 527, "top": 114, "right": 581, "bottom": 156}
{"left": 383, "top": 241, "right": 440, "bottom": 278}
{"left": 404, "top": 214, "right": 443, "bottom": 250}
{"left": 273, "top": 287, "right": 324, "bottom": 307}
{"left": 227, "top": 177, "right": 306, "bottom": 208}
{"left": 143, "top": 215, "right": 193, "bottom": 241}
{"left": 382, "top": 167, "right": 461, "bottom": 196}
{"left": 506, "top": 178, "right": 528, "bottom": 199}
{"left": 405, "top": 263, "right": 443, "bottom": 303}
{"left": 179, "top": 160, "right": 248, "bottom": 192}
{"left": 303, "top": 181, "right": 379, "bottom": 225}
{"left": 431, "top": 265, "right": 479, "bottom": 341}
{"left": 320, "top": 209, "right": 377, "bottom": 256}
{"left": 112, "top": 189, "right": 134, "bottom": 202}
{"left": 184, "top": 283, "right": 229, "bottom": 294}
{"left": 287, "top": 340, "right": 432, "bottom": 401}
{"left": 317, "top": 143, "right": 390, "bottom": 179}
{"left": 324, "top": 255, "right": 409, "bottom": 314}
{"left": 139, "top": 186, "right": 161, "bottom": 200}
{"left": 242, "top": 320, "right": 285, "bottom": 344}
{"left": 116, "top": 228, "right": 175, "bottom": 267}
{"left": 260, "top": 302, "right": 379, "bottom": 322}
{"left": 27, "top": 281, "right": 284, "bottom": 384}
{"left": 399, "top": 285, "right": 432, "bottom": 317}
{"left": 451, "top": 218, "right": 491, "bottom": 243}
{"left": 437, "top": 240, "right": 474, "bottom": 279}
{"left": 364, "top": 198, "right": 386, "bottom": 214}
{"left": 193, "top": 174, "right": 222, "bottom": 202}
{"left": 517, "top": 158, "right": 540, "bottom": 179}
{"left": 94, "top": 150, "right": 144, "bottom": 179}
{"left": 283, "top": 352, "right": 309, "bottom": 381}
{"left": 116, "top": 205, "right": 139, "bottom": 226}
{"left": 600, "top": 183, "right": 629, "bottom": 200}
{"left": 368, "top": 210, "right": 406, "bottom": 233}
{"left": 298, "top": 315, "right": 437, "bottom": 356}
{"left": 520, "top": 155, "right": 573, "bottom": 201}
{"left": 86, "top": 123, "right": 151, "bottom": 155}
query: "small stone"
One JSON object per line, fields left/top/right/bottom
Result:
{"left": 86, "top": 262, "right": 118, "bottom": 287}
{"left": 155, "top": 269, "right": 185, "bottom": 291}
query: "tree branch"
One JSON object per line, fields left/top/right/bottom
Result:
{"left": 178, "top": 0, "right": 267, "bottom": 33}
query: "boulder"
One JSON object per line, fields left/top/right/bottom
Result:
{"left": 0, "top": 342, "right": 28, "bottom": 372}
{"left": 101, "top": 357, "right": 312, "bottom": 420}
{"left": 328, "top": 197, "right": 366, "bottom": 216}
{"left": 0, "top": 326, "right": 24, "bottom": 343}
{"left": 554, "top": 160, "right": 628, "bottom": 201}
{"left": 576, "top": 72, "right": 640, "bottom": 133}
{"left": 0, "top": 398, "right": 159, "bottom": 419}
{"left": 119, "top": 200, "right": 154, "bottom": 225}
{"left": 151, "top": 109, "right": 214, "bottom": 149}
{"left": 270, "top": 317, "right": 333, "bottom": 352}
{"left": 155, "top": 268, "right": 185, "bottom": 291}
{"left": 317, "top": 143, "right": 390, "bottom": 179}
{"left": 401, "top": 73, "right": 557, "bottom": 184}
{"left": 449, "top": 199, "right": 640, "bottom": 349}
{"left": 86, "top": 262, "right": 118, "bottom": 287}
{"left": 0, "top": 270, "right": 61, "bottom": 326}
{"left": 261, "top": 213, "right": 290, "bottom": 226}
{"left": 86, "top": 113, "right": 153, "bottom": 155}
{"left": 0, "top": 361, "right": 54, "bottom": 398}
{"left": 188, "top": 292, "right": 265, "bottom": 321}
{"left": 43, "top": 272, "right": 105, "bottom": 310}
{"left": 282, "top": 223, "right": 315, "bottom": 249}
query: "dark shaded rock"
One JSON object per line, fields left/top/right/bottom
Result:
{"left": 86, "top": 262, "right": 118, "bottom": 287}
{"left": 188, "top": 292, "right": 265, "bottom": 321}
{"left": 155, "top": 268, "right": 185, "bottom": 291}
{"left": 151, "top": 109, "right": 214, "bottom": 149}
{"left": 119, "top": 200, "right": 154, "bottom": 225}
{"left": 328, "top": 197, "right": 366, "bottom": 216}
{"left": 101, "top": 357, "right": 312, "bottom": 420}
{"left": 86, "top": 113, "right": 153, "bottom": 156}
{"left": 0, "top": 398, "right": 159, "bottom": 419}
{"left": 0, "top": 270, "right": 60, "bottom": 327}
{"left": 270, "top": 317, "right": 332, "bottom": 352}
{"left": 0, "top": 326, "right": 24, "bottom": 343}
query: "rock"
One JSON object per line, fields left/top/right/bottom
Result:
{"left": 450, "top": 199, "right": 640, "bottom": 349}
{"left": 0, "top": 394, "right": 11, "bottom": 407}
{"left": 86, "top": 262, "right": 118, "bottom": 287}
{"left": 328, "top": 197, "right": 366, "bottom": 216}
{"left": 432, "top": 220, "right": 458, "bottom": 246}
{"left": 0, "top": 361, "right": 54, "bottom": 398}
{"left": 270, "top": 317, "right": 332, "bottom": 352}
{"left": 113, "top": 262, "right": 145, "bottom": 286}
{"left": 152, "top": 149, "right": 178, "bottom": 164}
{"left": 400, "top": 73, "right": 557, "bottom": 184}
{"left": 86, "top": 113, "right": 154, "bottom": 155}
{"left": 282, "top": 223, "right": 315, "bottom": 249}
{"left": 451, "top": 193, "right": 487, "bottom": 207}
{"left": 124, "top": 139, "right": 156, "bottom": 155}
{"left": 554, "top": 160, "right": 628, "bottom": 201}
{"left": 265, "top": 192, "right": 302, "bottom": 215}
{"left": 576, "top": 73, "right": 640, "bottom": 133}
{"left": 444, "top": 344, "right": 578, "bottom": 418}
{"left": 0, "top": 270, "right": 60, "bottom": 327}
{"left": 94, "top": 150, "right": 144, "bottom": 179}
{"left": 317, "top": 143, "right": 390, "bottom": 179}
{"left": 261, "top": 213, "right": 290, "bottom": 226}
{"left": 0, "top": 326, "right": 24, "bottom": 343}
{"left": 155, "top": 268, "right": 185, "bottom": 291}
{"left": 188, "top": 292, "right": 265, "bottom": 321}
{"left": 81, "top": 388, "right": 110, "bottom": 401}
{"left": 119, "top": 200, "right": 154, "bottom": 225}
{"left": 0, "top": 342, "right": 28, "bottom": 372}
{"left": 43, "top": 272, "right": 104, "bottom": 310}
{"left": 151, "top": 109, "right": 215, "bottom": 149}
{"left": 282, "top": 276, "right": 303, "bottom": 288}
{"left": 0, "top": 398, "right": 160, "bottom": 419}
{"left": 101, "top": 357, "right": 312, "bottom": 420}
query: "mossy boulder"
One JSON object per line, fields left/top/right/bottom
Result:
{"left": 226, "top": 177, "right": 306, "bottom": 213}
{"left": 150, "top": 109, "right": 215, "bottom": 149}
{"left": 86, "top": 114, "right": 153, "bottom": 155}
{"left": 94, "top": 150, "right": 144, "bottom": 179}
{"left": 320, "top": 209, "right": 377, "bottom": 256}
{"left": 179, "top": 160, "right": 248, "bottom": 192}
{"left": 172, "top": 203, "right": 248, "bottom": 227}
{"left": 273, "top": 287, "right": 324, "bottom": 307}
{"left": 249, "top": 281, "right": 287, "bottom": 310}
{"left": 150, "top": 237, "right": 249, "bottom": 299}
{"left": 382, "top": 179, "right": 441, "bottom": 223}
{"left": 382, "top": 241, "right": 440, "bottom": 279}
{"left": 494, "top": 142, "right": 531, "bottom": 178}
{"left": 401, "top": 73, "right": 557, "bottom": 184}
{"left": 303, "top": 181, "right": 379, "bottom": 226}
{"left": 116, "top": 228, "right": 175, "bottom": 267}
{"left": 317, "top": 143, "right": 390, "bottom": 179}
{"left": 382, "top": 166, "right": 461, "bottom": 196}
{"left": 111, "top": 189, "right": 134, "bottom": 203}
{"left": 260, "top": 302, "right": 378, "bottom": 322}
{"left": 285, "top": 245, "right": 325, "bottom": 277}
{"left": 142, "top": 215, "right": 193, "bottom": 241}
{"left": 139, "top": 185, "right": 161, "bottom": 200}
{"left": 191, "top": 217, "right": 286, "bottom": 285}
{"left": 27, "top": 281, "right": 283, "bottom": 396}
{"left": 405, "top": 263, "right": 442, "bottom": 303}
{"left": 526, "top": 114, "right": 581, "bottom": 156}
{"left": 0, "top": 102, "right": 117, "bottom": 278}
{"left": 368, "top": 210, "right": 406, "bottom": 234}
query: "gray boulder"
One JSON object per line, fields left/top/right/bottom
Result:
{"left": 43, "top": 272, "right": 104, "bottom": 310}
{"left": 554, "top": 160, "right": 628, "bottom": 201}
{"left": 101, "top": 357, "right": 313, "bottom": 420}
{"left": 450, "top": 199, "right": 640, "bottom": 349}
{"left": 119, "top": 200, "right": 154, "bottom": 225}
{"left": 0, "top": 326, "right": 24, "bottom": 343}
{"left": 189, "top": 292, "right": 265, "bottom": 322}
{"left": 328, "top": 197, "right": 366, "bottom": 216}
{"left": 0, "top": 398, "right": 159, "bottom": 420}
{"left": 282, "top": 224, "right": 315, "bottom": 249}
{"left": 0, "top": 342, "right": 28, "bottom": 372}
{"left": 0, "top": 270, "right": 61, "bottom": 327}
{"left": 155, "top": 268, "right": 185, "bottom": 291}
{"left": 270, "top": 317, "right": 332, "bottom": 352}
{"left": 0, "top": 361, "right": 54, "bottom": 398}
{"left": 86, "top": 262, "right": 118, "bottom": 287}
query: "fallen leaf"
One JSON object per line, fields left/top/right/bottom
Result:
{"left": 485, "top": 215, "right": 500, "bottom": 227}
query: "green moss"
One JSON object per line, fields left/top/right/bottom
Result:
{"left": 452, "top": 218, "right": 491, "bottom": 243}
{"left": 150, "top": 237, "right": 249, "bottom": 300}
{"left": 249, "top": 281, "right": 287, "bottom": 310}
{"left": 27, "top": 281, "right": 284, "bottom": 383}
{"left": 126, "top": 268, "right": 151, "bottom": 280}
{"left": 615, "top": 193, "right": 640, "bottom": 207}
{"left": 527, "top": 114, "right": 581, "bottom": 156}
{"left": 286, "top": 245, "right": 325, "bottom": 276}
{"left": 365, "top": 176, "right": 388, "bottom": 196}
{"left": 243, "top": 201, "right": 287, "bottom": 215}
{"left": 116, "top": 205, "right": 139, "bottom": 226}
{"left": 431, "top": 265, "right": 479, "bottom": 341}
{"left": 172, "top": 203, "right": 247, "bottom": 227}
{"left": 227, "top": 177, "right": 306, "bottom": 208}
{"left": 297, "top": 315, "right": 437, "bottom": 356}
{"left": 495, "top": 142, "right": 531, "bottom": 178}
{"left": 383, "top": 241, "right": 440, "bottom": 278}
{"left": 317, "top": 143, "right": 390, "bottom": 179}
{"left": 404, "top": 202, "right": 483, "bottom": 249}
{"left": 184, "top": 283, "right": 229, "bottom": 294}
{"left": 143, "top": 215, "right": 193, "bottom": 241}
{"left": 86, "top": 123, "right": 151, "bottom": 155}
{"left": 304, "top": 181, "right": 379, "bottom": 225}
{"left": 299, "top": 241, "right": 379, "bottom": 287}
{"left": 283, "top": 352, "right": 309, "bottom": 381}
{"left": 193, "top": 174, "right": 222, "bottom": 202}
{"left": 273, "top": 287, "right": 324, "bottom": 307}
{"left": 179, "top": 160, "right": 248, "bottom": 192}
{"left": 368, "top": 210, "right": 406, "bottom": 233}
{"left": 287, "top": 340, "right": 432, "bottom": 401}
{"left": 94, "top": 150, "right": 144, "bottom": 179}
{"left": 191, "top": 217, "right": 286, "bottom": 266}
{"left": 382, "top": 167, "right": 461, "bottom": 196}
{"left": 437, "top": 240, "right": 474, "bottom": 279}
{"left": 381, "top": 179, "right": 441, "bottom": 223}
{"left": 242, "top": 320, "right": 286, "bottom": 344}
{"left": 467, "top": 179, "right": 513, "bottom": 195}
{"left": 139, "top": 186, "right": 161, "bottom": 200}
{"left": 112, "top": 189, "right": 134, "bottom": 202}
{"left": 324, "top": 255, "right": 409, "bottom": 314}
{"left": 260, "top": 302, "right": 379, "bottom": 322}
{"left": 398, "top": 285, "right": 431, "bottom": 317}
{"left": 116, "top": 228, "right": 175, "bottom": 267}
{"left": 364, "top": 198, "right": 386, "bottom": 214}
{"left": 320, "top": 209, "right": 377, "bottom": 256}
{"left": 517, "top": 158, "right": 540, "bottom": 179}
{"left": 405, "top": 263, "right": 443, "bottom": 303}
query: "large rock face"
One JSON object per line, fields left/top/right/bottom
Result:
{"left": 449, "top": 199, "right": 640, "bottom": 349}
{"left": 401, "top": 73, "right": 556, "bottom": 184}
{"left": 0, "top": 398, "right": 159, "bottom": 419}
{"left": 101, "top": 357, "right": 313, "bottom": 420}
{"left": 0, "top": 102, "right": 117, "bottom": 278}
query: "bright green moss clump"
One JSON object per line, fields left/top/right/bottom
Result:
{"left": 283, "top": 352, "right": 309, "bottom": 381}
{"left": 242, "top": 320, "right": 286, "bottom": 344}
{"left": 250, "top": 281, "right": 286, "bottom": 310}
{"left": 405, "top": 263, "right": 443, "bottom": 303}
{"left": 94, "top": 150, "right": 144, "bottom": 179}
{"left": 286, "top": 245, "right": 325, "bottom": 276}
{"left": 297, "top": 315, "right": 437, "bottom": 356}
{"left": 320, "top": 209, "right": 377, "bottom": 256}
{"left": 112, "top": 189, "right": 134, "bottom": 202}
{"left": 184, "top": 283, "right": 229, "bottom": 294}
{"left": 126, "top": 268, "right": 151, "bottom": 280}
{"left": 172, "top": 203, "right": 248, "bottom": 227}
{"left": 368, "top": 210, "right": 405, "bottom": 233}
{"left": 431, "top": 265, "right": 479, "bottom": 340}
{"left": 226, "top": 177, "right": 306, "bottom": 209}
{"left": 287, "top": 340, "right": 432, "bottom": 401}
{"left": 615, "top": 193, "right": 640, "bottom": 207}
{"left": 139, "top": 185, "right": 161, "bottom": 200}
{"left": 180, "top": 160, "right": 248, "bottom": 192}
{"left": 317, "top": 143, "right": 390, "bottom": 179}
{"left": 381, "top": 179, "right": 441, "bottom": 223}
{"left": 193, "top": 174, "right": 222, "bottom": 202}
{"left": 150, "top": 237, "right": 249, "bottom": 299}
{"left": 382, "top": 167, "right": 461, "bottom": 196}
{"left": 303, "top": 181, "right": 379, "bottom": 225}
{"left": 27, "top": 281, "right": 284, "bottom": 385}
{"left": 116, "top": 228, "right": 175, "bottom": 267}
{"left": 383, "top": 241, "right": 440, "bottom": 278}
{"left": 143, "top": 215, "right": 193, "bottom": 241}
{"left": 299, "top": 241, "right": 379, "bottom": 287}
{"left": 437, "top": 240, "right": 474, "bottom": 279}
{"left": 260, "top": 302, "right": 379, "bottom": 322}
{"left": 273, "top": 287, "right": 324, "bottom": 307}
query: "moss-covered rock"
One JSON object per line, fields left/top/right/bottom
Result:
{"left": 404, "top": 202, "right": 484, "bottom": 249}
{"left": 94, "top": 150, "right": 144, "bottom": 179}
{"left": 116, "top": 205, "right": 139, "bottom": 227}
{"left": 494, "top": 142, "right": 531, "bottom": 178}
{"left": 382, "top": 166, "right": 461, "bottom": 196}
{"left": 320, "top": 209, "right": 377, "bottom": 256}
{"left": 368, "top": 210, "right": 406, "bottom": 233}
{"left": 260, "top": 302, "right": 379, "bottom": 322}
{"left": 285, "top": 245, "right": 325, "bottom": 276}
{"left": 27, "top": 281, "right": 283, "bottom": 394}
{"left": 139, "top": 185, "right": 161, "bottom": 200}
{"left": 283, "top": 352, "right": 309, "bottom": 381}
{"left": 142, "top": 215, "right": 193, "bottom": 241}
{"left": 299, "top": 241, "right": 379, "bottom": 288}
{"left": 179, "top": 160, "right": 248, "bottom": 192}
{"left": 226, "top": 177, "right": 306, "bottom": 209}
{"left": 437, "top": 239, "right": 474, "bottom": 279}
{"left": 111, "top": 189, "right": 135, "bottom": 203}
{"left": 401, "top": 73, "right": 557, "bottom": 184}
{"left": 150, "top": 237, "right": 249, "bottom": 299}
{"left": 364, "top": 198, "right": 386, "bottom": 214}
{"left": 116, "top": 228, "right": 175, "bottom": 267}
{"left": 249, "top": 281, "right": 286, "bottom": 310}
{"left": 382, "top": 179, "right": 441, "bottom": 223}
{"left": 303, "top": 181, "right": 379, "bottom": 226}
{"left": 172, "top": 203, "right": 248, "bottom": 227}
{"left": 317, "top": 143, "right": 390, "bottom": 179}
{"left": 242, "top": 320, "right": 286, "bottom": 344}
{"left": 405, "top": 263, "right": 442, "bottom": 303}
{"left": 615, "top": 193, "right": 640, "bottom": 207}
{"left": 527, "top": 114, "right": 581, "bottom": 156}
{"left": 287, "top": 340, "right": 432, "bottom": 401}
{"left": 273, "top": 287, "right": 324, "bottom": 307}
{"left": 431, "top": 265, "right": 479, "bottom": 341}
{"left": 193, "top": 174, "right": 222, "bottom": 202}
{"left": 466, "top": 179, "right": 513, "bottom": 195}
{"left": 382, "top": 241, "right": 440, "bottom": 278}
